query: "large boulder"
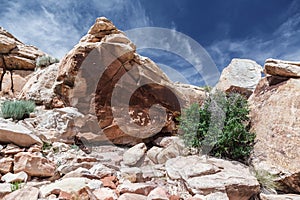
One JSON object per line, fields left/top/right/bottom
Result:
{"left": 165, "top": 155, "right": 260, "bottom": 200}
{"left": 19, "top": 63, "right": 59, "bottom": 107}
{"left": 264, "top": 58, "right": 300, "bottom": 77}
{"left": 249, "top": 74, "right": 300, "bottom": 193}
{"left": 0, "top": 27, "right": 44, "bottom": 71}
{"left": 0, "top": 119, "right": 42, "bottom": 147}
{"left": 214, "top": 58, "right": 262, "bottom": 96}
{"left": 53, "top": 17, "right": 205, "bottom": 145}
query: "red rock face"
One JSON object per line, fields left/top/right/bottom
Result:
{"left": 54, "top": 17, "right": 206, "bottom": 145}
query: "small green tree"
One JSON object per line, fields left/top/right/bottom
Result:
{"left": 179, "top": 91, "right": 255, "bottom": 162}
{"left": 0, "top": 100, "right": 35, "bottom": 120}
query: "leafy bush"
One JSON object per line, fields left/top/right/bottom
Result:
{"left": 0, "top": 100, "right": 35, "bottom": 120}
{"left": 36, "top": 55, "right": 59, "bottom": 68}
{"left": 179, "top": 90, "right": 255, "bottom": 162}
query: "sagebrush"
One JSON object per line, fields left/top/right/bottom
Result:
{"left": 179, "top": 91, "right": 255, "bottom": 162}
{"left": 0, "top": 100, "right": 35, "bottom": 120}
{"left": 36, "top": 55, "right": 59, "bottom": 68}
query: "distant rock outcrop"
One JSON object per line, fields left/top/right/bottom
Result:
{"left": 264, "top": 58, "right": 300, "bottom": 77}
{"left": 214, "top": 58, "right": 262, "bottom": 97}
{"left": 0, "top": 27, "right": 45, "bottom": 93}
{"left": 249, "top": 59, "right": 300, "bottom": 193}
{"left": 52, "top": 17, "right": 206, "bottom": 145}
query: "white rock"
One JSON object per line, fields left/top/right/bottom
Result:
{"left": 123, "top": 143, "right": 147, "bottom": 166}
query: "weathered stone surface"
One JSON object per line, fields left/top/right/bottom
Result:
{"left": 54, "top": 17, "right": 205, "bottom": 145}
{"left": 123, "top": 143, "right": 147, "bottom": 166}
{"left": 21, "top": 107, "right": 84, "bottom": 143}
{"left": 120, "top": 167, "right": 143, "bottom": 183}
{"left": 214, "top": 58, "right": 262, "bottom": 92}
{"left": 0, "top": 27, "right": 44, "bottom": 71}
{"left": 39, "top": 177, "right": 102, "bottom": 197}
{"left": 264, "top": 58, "right": 300, "bottom": 77}
{"left": 249, "top": 76, "right": 300, "bottom": 193}
{"left": 166, "top": 156, "right": 259, "bottom": 199}
{"left": 93, "top": 187, "right": 118, "bottom": 200}
{"left": 2, "top": 71, "right": 26, "bottom": 94}
{"left": 0, "top": 119, "right": 42, "bottom": 147}
{"left": 260, "top": 193, "right": 300, "bottom": 200}
{"left": 14, "top": 152, "right": 56, "bottom": 177}
{"left": 117, "top": 180, "right": 156, "bottom": 196}
{"left": 19, "top": 63, "right": 59, "bottom": 107}
{"left": 118, "top": 193, "right": 147, "bottom": 200}
{"left": 0, "top": 157, "right": 13, "bottom": 174}
{"left": 147, "top": 187, "right": 169, "bottom": 200}
{"left": 0, "top": 183, "right": 12, "bottom": 198}
{"left": 2, "top": 187, "right": 39, "bottom": 200}
{"left": 1, "top": 171, "right": 28, "bottom": 183}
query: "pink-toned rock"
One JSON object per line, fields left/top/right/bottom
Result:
{"left": 147, "top": 187, "right": 169, "bottom": 200}
{"left": 93, "top": 187, "right": 118, "bottom": 200}
{"left": 249, "top": 75, "right": 300, "bottom": 193}
{"left": 53, "top": 17, "right": 205, "bottom": 145}
{"left": 117, "top": 180, "right": 156, "bottom": 196}
{"left": 2, "top": 187, "right": 39, "bottom": 200}
{"left": 0, "top": 183, "right": 11, "bottom": 198}
{"left": 0, "top": 157, "right": 13, "bottom": 174}
{"left": 118, "top": 193, "right": 147, "bottom": 200}
{"left": 14, "top": 152, "right": 56, "bottom": 177}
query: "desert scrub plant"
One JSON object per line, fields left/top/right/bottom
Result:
{"left": 11, "top": 181, "right": 22, "bottom": 192}
{"left": 36, "top": 54, "right": 59, "bottom": 68}
{"left": 179, "top": 90, "right": 255, "bottom": 162}
{"left": 254, "top": 169, "right": 279, "bottom": 192}
{"left": 0, "top": 100, "right": 35, "bottom": 120}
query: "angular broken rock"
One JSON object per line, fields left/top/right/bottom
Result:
{"left": 14, "top": 152, "right": 56, "bottom": 177}
{"left": 1, "top": 171, "right": 28, "bottom": 183}
{"left": 118, "top": 193, "right": 147, "bottom": 200}
{"left": 214, "top": 58, "right": 262, "bottom": 93}
{"left": 264, "top": 58, "right": 300, "bottom": 77}
{"left": 2, "top": 187, "right": 39, "bottom": 200}
{"left": 249, "top": 76, "right": 300, "bottom": 193}
{"left": 260, "top": 193, "right": 300, "bottom": 200}
{"left": 0, "top": 157, "right": 13, "bottom": 174}
{"left": 123, "top": 143, "right": 147, "bottom": 166}
{"left": 53, "top": 17, "right": 206, "bottom": 145}
{"left": 0, "top": 119, "right": 42, "bottom": 147}
{"left": 166, "top": 155, "right": 259, "bottom": 200}
{"left": 117, "top": 180, "right": 156, "bottom": 196}
{"left": 39, "top": 177, "right": 102, "bottom": 197}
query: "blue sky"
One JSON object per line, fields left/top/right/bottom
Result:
{"left": 0, "top": 0, "right": 299, "bottom": 86}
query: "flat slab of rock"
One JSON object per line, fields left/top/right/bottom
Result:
{"left": 0, "top": 119, "right": 42, "bottom": 147}
{"left": 260, "top": 193, "right": 300, "bottom": 200}
{"left": 3, "top": 187, "right": 39, "bottom": 200}
{"left": 249, "top": 77, "right": 300, "bottom": 193}
{"left": 117, "top": 180, "right": 156, "bottom": 196}
{"left": 166, "top": 155, "right": 259, "bottom": 200}
{"left": 264, "top": 58, "right": 300, "bottom": 77}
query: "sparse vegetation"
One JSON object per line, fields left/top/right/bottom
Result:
{"left": 254, "top": 169, "right": 279, "bottom": 191}
{"left": 179, "top": 90, "right": 255, "bottom": 162}
{"left": 36, "top": 55, "right": 59, "bottom": 68}
{"left": 11, "top": 181, "right": 22, "bottom": 192}
{"left": 0, "top": 100, "right": 35, "bottom": 120}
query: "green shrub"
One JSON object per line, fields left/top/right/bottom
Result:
{"left": 179, "top": 90, "right": 255, "bottom": 162}
{"left": 11, "top": 181, "right": 22, "bottom": 192}
{"left": 0, "top": 100, "right": 35, "bottom": 120}
{"left": 36, "top": 55, "right": 59, "bottom": 68}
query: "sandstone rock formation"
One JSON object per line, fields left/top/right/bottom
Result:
{"left": 249, "top": 60, "right": 300, "bottom": 193}
{"left": 0, "top": 27, "right": 44, "bottom": 92}
{"left": 53, "top": 17, "right": 206, "bottom": 145}
{"left": 214, "top": 58, "right": 262, "bottom": 96}
{"left": 0, "top": 119, "right": 42, "bottom": 147}
{"left": 0, "top": 27, "right": 44, "bottom": 71}
{"left": 264, "top": 58, "right": 300, "bottom": 77}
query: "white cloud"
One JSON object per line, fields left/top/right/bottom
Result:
{"left": 0, "top": 0, "right": 151, "bottom": 59}
{"left": 207, "top": 13, "right": 300, "bottom": 68}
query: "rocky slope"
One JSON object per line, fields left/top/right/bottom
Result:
{"left": 0, "top": 17, "right": 299, "bottom": 200}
